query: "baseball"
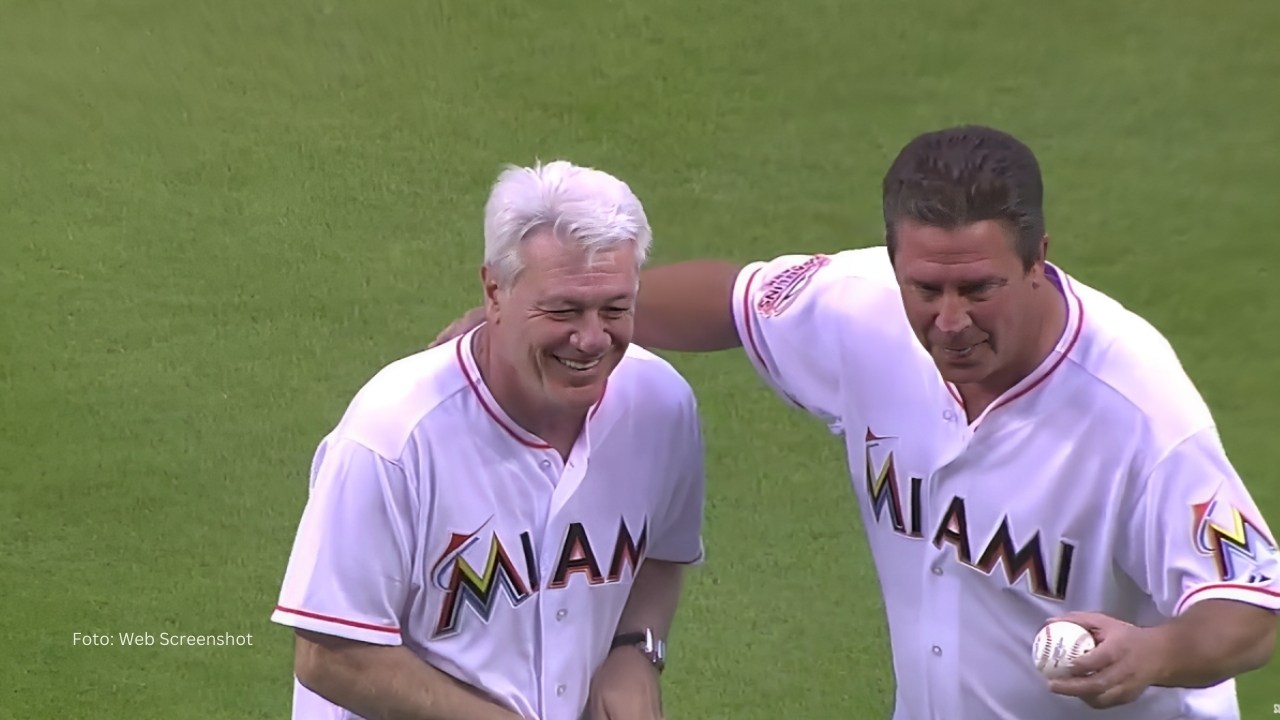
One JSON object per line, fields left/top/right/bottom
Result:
{"left": 1032, "top": 621, "right": 1095, "bottom": 679}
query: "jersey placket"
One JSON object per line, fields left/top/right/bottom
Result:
{"left": 920, "top": 414, "right": 971, "bottom": 719}
{"left": 534, "top": 427, "right": 594, "bottom": 716}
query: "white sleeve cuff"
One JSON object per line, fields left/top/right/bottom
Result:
{"left": 649, "top": 539, "right": 706, "bottom": 567}
{"left": 271, "top": 605, "right": 404, "bottom": 646}
{"left": 1173, "top": 583, "right": 1280, "bottom": 615}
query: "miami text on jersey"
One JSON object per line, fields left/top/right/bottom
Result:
{"left": 866, "top": 431, "right": 1075, "bottom": 601}
{"left": 430, "top": 516, "right": 649, "bottom": 638}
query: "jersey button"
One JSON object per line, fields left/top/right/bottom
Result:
{"left": 556, "top": 609, "right": 567, "bottom": 621}
{"left": 932, "top": 567, "right": 943, "bottom": 576}
{"left": 943, "top": 410, "right": 956, "bottom": 422}
{"left": 932, "top": 645, "right": 942, "bottom": 656}
{"left": 556, "top": 684, "right": 566, "bottom": 696}
{"left": 540, "top": 460, "right": 552, "bottom": 469}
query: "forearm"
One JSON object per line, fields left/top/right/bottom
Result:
{"left": 295, "top": 630, "right": 523, "bottom": 720}
{"left": 616, "top": 559, "right": 685, "bottom": 640}
{"left": 1152, "top": 599, "right": 1277, "bottom": 688}
{"left": 635, "top": 261, "right": 742, "bottom": 351}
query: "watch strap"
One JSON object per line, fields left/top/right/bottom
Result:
{"left": 610, "top": 631, "right": 649, "bottom": 650}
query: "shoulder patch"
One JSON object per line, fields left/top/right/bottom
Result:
{"left": 756, "top": 254, "right": 831, "bottom": 318}
{"left": 1192, "top": 494, "right": 1280, "bottom": 585}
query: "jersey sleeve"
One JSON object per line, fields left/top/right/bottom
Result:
{"left": 646, "top": 393, "right": 707, "bottom": 565}
{"left": 731, "top": 253, "right": 845, "bottom": 433}
{"left": 1119, "top": 427, "right": 1280, "bottom": 617}
{"left": 271, "top": 434, "right": 418, "bottom": 645}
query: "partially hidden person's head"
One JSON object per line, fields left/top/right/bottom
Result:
{"left": 882, "top": 125, "right": 1056, "bottom": 391}
{"left": 480, "top": 160, "right": 651, "bottom": 416}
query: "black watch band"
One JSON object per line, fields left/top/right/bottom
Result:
{"left": 611, "top": 628, "right": 666, "bottom": 672}
{"left": 610, "top": 631, "right": 648, "bottom": 650}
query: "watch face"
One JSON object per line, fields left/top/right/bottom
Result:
{"left": 649, "top": 639, "right": 666, "bottom": 669}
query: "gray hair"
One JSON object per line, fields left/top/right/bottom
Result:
{"left": 482, "top": 160, "right": 652, "bottom": 286}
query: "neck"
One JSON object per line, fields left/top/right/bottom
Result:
{"left": 958, "top": 277, "right": 1068, "bottom": 420}
{"left": 472, "top": 327, "right": 585, "bottom": 458}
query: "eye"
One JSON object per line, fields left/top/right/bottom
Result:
{"left": 601, "top": 307, "right": 631, "bottom": 319}
{"left": 546, "top": 309, "right": 577, "bottom": 320}
{"left": 916, "top": 285, "right": 942, "bottom": 300}
{"left": 964, "top": 283, "right": 998, "bottom": 301}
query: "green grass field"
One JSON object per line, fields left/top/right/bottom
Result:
{"left": 4, "top": 0, "right": 1279, "bottom": 716}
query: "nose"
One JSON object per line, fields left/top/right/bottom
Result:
{"left": 934, "top": 294, "right": 972, "bottom": 335}
{"left": 571, "top": 314, "right": 610, "bottom": 355}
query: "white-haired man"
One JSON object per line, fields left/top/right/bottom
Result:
{"left": 272, "top": 160, "right": 706, "bottom": 720}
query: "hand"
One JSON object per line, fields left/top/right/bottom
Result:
{"left": 1045, "top": 612, "right": 1172, "bottom": 709}
{"left": 585, "top": 646, "right": 663, "bottom": 720}
{"left": 429, "top": 305, "right": 485, "bottom": 348}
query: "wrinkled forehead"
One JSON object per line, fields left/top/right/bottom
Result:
{"left": 893, "top": 220, "right": 1023, "bottom": 283}
{"left": 899, "top": 254, "right": 1011, "bottom": 286}
{"left": 519, "top": 241, "right": 640, "bottom": 303}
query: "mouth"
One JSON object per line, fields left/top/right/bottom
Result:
{"left": 554, "top": 355, "right": 603, "bottom": 372}
{"left": 940, "top": 341, "right": 985, "bottom": 359}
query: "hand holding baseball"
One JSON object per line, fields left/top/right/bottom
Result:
{"left": 1041, "top": 612, "right": 1172, "bottom": 710}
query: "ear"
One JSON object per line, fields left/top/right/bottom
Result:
{"left": 1030, "top": 234, "right": 1051, "bottom": 282}
{"left": 480, "top": 265, "right": 504, "bottom": 322}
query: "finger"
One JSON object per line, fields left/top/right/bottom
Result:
{"left": 1052, "top": 611, "right": 1114, "bottom": 633}
{"left": 1048, "top": 650, "right": 1120, "bottom": 696}
{"left": 1048, "top": 658, "right": 1122, "bottom": 698}
{"left": 430, "top": 324, "right": 458, "bottom": 348}
{"left": 1066, "top": 640, "right": 1116, "bottom": 675}
{"left": 1089, "top": 683, "right": 1135, "bottom": 709}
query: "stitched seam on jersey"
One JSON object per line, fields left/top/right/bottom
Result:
{"left": 739, "top": 266, "right": 775, "bottom": 378}
{"left": 1053, "top": 269, "right": 1214, "bottom": 467}
{"left": 352, "top": 337, "right": 483, "bottom": 464}
{"left": 738, "top": 265, "right": 823, "bottom": 418}
{"left": 315, "top": 435, "right": 418, "bottom": 603}
{"left": 982, "top": 279, "right": 1085, "bottom": 418}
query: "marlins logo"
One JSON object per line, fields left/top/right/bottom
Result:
{"left": 431, "top": 521, "right": 534, "bottom": 639}
{"left": 756, "top": 254, "right": 830, "bottom": 317}
{"left": 1192, "top": 494, "right": 1280, "bottom": 585}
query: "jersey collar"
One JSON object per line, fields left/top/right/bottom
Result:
{"left": 454, "top": 324, "right": 607, "bottom": 451}
{"left": 945, "top": 262, "right": 1085, "bottom": 426}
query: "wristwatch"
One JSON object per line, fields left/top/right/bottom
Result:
{"left": 611, "top": 628, "right": 666, "bottom": 673}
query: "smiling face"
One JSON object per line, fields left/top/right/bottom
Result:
{"left": 892, "top": 218, "right": 1050, "bottom": 390}
{"left": 482, "top": 228, "right": 637, "bottom": 417}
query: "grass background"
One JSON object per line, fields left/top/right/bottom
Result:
{"left": 2, "top": 0, "right": 1278, "bottom": 716}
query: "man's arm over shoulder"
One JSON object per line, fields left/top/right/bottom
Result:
{"left": 634, "top": 260, "right": 744, "bottom": 351}
{"left": 273, "top": 436, "right": 521, "bottom": 720}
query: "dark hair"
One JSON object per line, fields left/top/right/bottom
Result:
{"left": 882, "top": 125, "right": 1045, "bottom": 270}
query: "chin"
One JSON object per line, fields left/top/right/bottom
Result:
{"left": 936, "top": 362, "right": 989, "bottom": 385}
{"left": 553, "top": 381, "right": 606, "bottom": 410}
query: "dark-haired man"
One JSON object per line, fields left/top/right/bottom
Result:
{"left": 432, "top": 126, "right": 1279, "bottom": 719}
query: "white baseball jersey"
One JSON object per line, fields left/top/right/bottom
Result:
{"left": 271, "top": 325, "right": 705, "bottom": 720}
{"left": 732, "top": 246, "right": 1280, "bottom": 720}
